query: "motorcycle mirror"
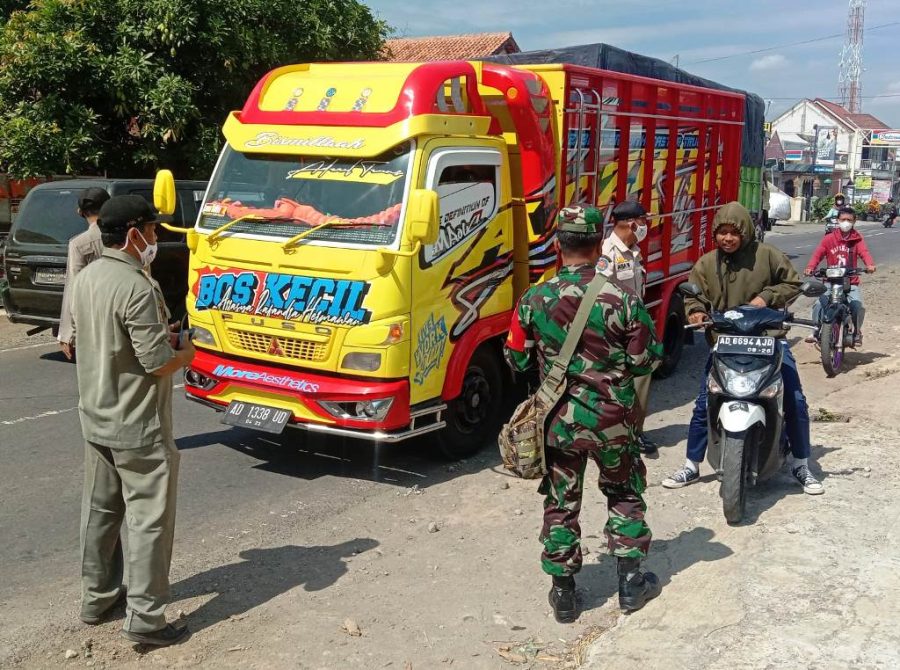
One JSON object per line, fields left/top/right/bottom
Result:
{"left": 678, "top": 282, "right": 703, "bottom": 298}
{"left": 800, "top": 280, "right": 827, "bottom": 297}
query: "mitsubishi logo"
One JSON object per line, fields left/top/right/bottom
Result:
{"left": 267, "top": 337, "right": 285, "bottom": 357}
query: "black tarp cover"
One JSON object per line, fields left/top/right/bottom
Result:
{"left": 484, "top": 43, "right": 765, "bottom": 167}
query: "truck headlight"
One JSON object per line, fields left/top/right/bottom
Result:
{"left": 191, "top": 325, "right": 216, "bottom": 346}
{"left": 718, "top": 365, "right": 768, "bottom": 398}
{"left": 318, "top": 397, "right": 394, "bottom": 421}
{"left": 342, "top": 352, "right": 382, "bottom": 372}
{"left": 184, "top": 368, "right": 217, "bottom": 390}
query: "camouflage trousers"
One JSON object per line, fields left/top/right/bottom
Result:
{"left": 538, "top": 421, "right": 651, "bottom": 577}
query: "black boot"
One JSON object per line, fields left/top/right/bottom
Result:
{"left": 617, "top": 558, "right": 661, "bottom": 612}
{"left": 548, "top": 575, "right": 578, "bottom": 623}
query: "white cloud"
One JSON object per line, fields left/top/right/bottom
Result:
{"left": 749, "top": 54, "right": 787, "bottom": 72}
{"left": 886, "top": 81, "right": 900, "bottom": 94}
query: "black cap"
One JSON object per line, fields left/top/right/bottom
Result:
{"left": 98, "top": 195, "right": 159, "bottom": 234}
{"left": 611, "top": 200, "right": 647, "bottom": 221}
{"left": 78, "top": 187, "right": 110, "bottom": 212}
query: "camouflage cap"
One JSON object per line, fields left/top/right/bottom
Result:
{"left": 557, "top": 206, "right": 603, "bottom": 233}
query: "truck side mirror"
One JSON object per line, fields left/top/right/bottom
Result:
{"left": 678, "top": 282, "right": 702, "bottom": 298}
{"left": 154, "top": 170, "right": 177, "bottom": 216}
{"left": 406, "top": 189, "right": 439, "bottom": 246}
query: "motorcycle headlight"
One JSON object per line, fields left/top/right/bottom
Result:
{"left": 717, "top": 364, "right": 769, "bottom": 398}
{"left": 759, "top": 378, "right": 783, "bottom": 399}
{"left": 707, "top": 374, "right": 723, "bottom": 394}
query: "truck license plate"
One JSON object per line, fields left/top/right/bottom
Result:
{"left": 716, "top": 335, "right": 776, "bottom": 356}
{"left": 221, "top": 401, "right": 291, "bottom": 434}
{"left": 34, "top": 267, "right": 66, "bottom": 285}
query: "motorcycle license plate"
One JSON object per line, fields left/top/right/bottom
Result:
{"left": 716, "top": 335, "right": 776, "bottom": 356}
{"left": 221, "top": 401, "right": 291, "bottom": 434}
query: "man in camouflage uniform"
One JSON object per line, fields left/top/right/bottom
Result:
{"left": 504, "top": 206, "right": 663, "bottom": 623}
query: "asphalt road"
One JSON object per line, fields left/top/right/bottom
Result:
{"left": 1, "top": 219, "right": 898, "bottom": 659}
{"left": 768, "top": 218, "right": 900, "bottom": 274}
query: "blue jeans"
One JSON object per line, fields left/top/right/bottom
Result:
{"left": 812, "top": 285, "right": 864, "bottom": 332}
{"left": 686, "top": 341, "right": 810, "bottom": 463}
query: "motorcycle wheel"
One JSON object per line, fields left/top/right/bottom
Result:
{"left": 721, "top": 430, "right": 751, "bottom": 524}
{"left": 819, "top": 321, "right": 844, "bottom": 377}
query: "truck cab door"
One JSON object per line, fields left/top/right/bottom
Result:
{"left": 408, "top": 140, "right": 513, "bottom": 406}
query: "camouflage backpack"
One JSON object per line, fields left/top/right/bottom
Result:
{"left": 498, "top": 272, "right": 609, "bottom": 478}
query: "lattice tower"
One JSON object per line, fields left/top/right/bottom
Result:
{"left": 838, "top": 0, "right": 866, "bottom": 113}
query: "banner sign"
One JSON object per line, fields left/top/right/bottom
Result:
{"left": 871, "top": 130, "right": 900, "bottom": 146}
{"left": 873, "top": 180, "right": 893, "bottom": 201}
{"left": 814, "top": 126, "right": 837, "bottom": 167}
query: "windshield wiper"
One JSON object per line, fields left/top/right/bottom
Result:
{"left": 281, "top": 218, "right": 356, "bottom": 251}
{"left": 206, "top": 214, "right": 264, "bottom": 244}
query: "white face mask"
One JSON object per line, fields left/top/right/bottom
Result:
{"left": 838, "top": 220, "right": 854, "bottom": 233}
{"left": 127, "top": 229, "right": 158, "bottom": 266}
{"left": 634, "top": 223, "right": 648, "bottom": 243}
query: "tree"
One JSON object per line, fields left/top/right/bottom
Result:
{"left": 0, "top": 0, "right": 29, "bottom": 23}
{"left": 0, "top": 0, "right": 389, "bottom": 178}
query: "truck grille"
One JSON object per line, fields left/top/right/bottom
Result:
{"left": 226, "top": 328, "right": 329, "bottom": 362}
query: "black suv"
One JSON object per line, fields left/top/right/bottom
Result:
{"left": 1, "top": 178, "right": 207, "bottom": 333}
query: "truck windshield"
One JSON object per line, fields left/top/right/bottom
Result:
{"left": 199, "top": 143, "right": 412, "bottom": 247}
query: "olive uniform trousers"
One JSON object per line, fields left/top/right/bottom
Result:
{"left": 80, "top": 437, "right": 179, "bottom": 633}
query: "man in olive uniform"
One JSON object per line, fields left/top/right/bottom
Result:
{"left": 598, "top": 200, "right": 658, "bottom": 455}
{"left": 72, "top": 195, "right": 195, "bottom": 646}
{"left": 58, "top": 187, "right": 110, "bottom": 360}
{"left": 504, "top": 206, "right": 663, "bottom": 623}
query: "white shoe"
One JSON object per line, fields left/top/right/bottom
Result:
{"left": 791, "top": 465, "right": 824, "bottom": 495}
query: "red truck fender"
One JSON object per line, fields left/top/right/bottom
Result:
{"left": 440, "top": 311, "right": 511, "bottom": 401}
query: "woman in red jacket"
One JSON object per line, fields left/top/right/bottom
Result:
{"left": 804, "top": 207, "right": 876, "bottom": 346}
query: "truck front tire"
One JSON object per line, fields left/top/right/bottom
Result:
{"left": 654, "top": 292, "right": 685, "bottom": 379}
{"left": 438, "top": 346, "right": 504, "bottom": 460}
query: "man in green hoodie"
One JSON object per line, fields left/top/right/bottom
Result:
{"left": 661, "top": 202, "right": 824, "bottom": 495}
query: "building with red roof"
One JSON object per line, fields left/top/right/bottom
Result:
{"left": 383, "top": 32, "right": 520, "bottom": 62}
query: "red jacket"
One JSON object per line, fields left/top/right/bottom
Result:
{"left": 806, "top": 228, "right": 874, "bottom": 285}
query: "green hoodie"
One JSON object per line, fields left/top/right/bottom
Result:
{"left": 685, "top": 202, "right": 801, "bottom": 325}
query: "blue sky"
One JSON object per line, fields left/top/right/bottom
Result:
{"left": 367, "top": 0, "right": 900, "bottom": 127}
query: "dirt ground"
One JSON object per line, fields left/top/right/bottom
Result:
{"left": 4, "top": 266, "right": 900, "bottom": 669}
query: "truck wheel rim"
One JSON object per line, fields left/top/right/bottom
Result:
{"left": 456, "top": 367, "right": 491, "bottom": 430}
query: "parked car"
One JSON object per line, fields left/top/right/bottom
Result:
{"left": 0, "top": 178, "right": 207, "bottom": 334}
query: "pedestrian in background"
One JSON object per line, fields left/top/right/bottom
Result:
{"left": 598, "top": 200, "right": 658, "bottom": 455}
{"left": 58, "top": 187, "right": 110, "bottom": 360}
{"left": 504, "top": 205, "right": 663, "bottom": 624}
{"left": 72, "top": 195, "right": 195, "bottom": 646}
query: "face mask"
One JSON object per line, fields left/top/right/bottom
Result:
{"left": 634, "top": 223, "right": 648, "bottom": 243}
{"left": 127, "top": 229, "right": 158, "bottom": 266}
{"left": 838, "top": 220, "right": 854, "bottom": 233}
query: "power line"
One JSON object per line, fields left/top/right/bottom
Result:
{"left": 763, "top": 93, "right": 900, "bottom": 100}
{"left": 688, "top": 20, "right": 900, "bottom": 64}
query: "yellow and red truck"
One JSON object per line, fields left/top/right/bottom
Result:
{"left": 154, "top": 49, "right": 763, "bottom": 457}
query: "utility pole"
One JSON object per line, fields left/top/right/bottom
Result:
{"left": 838, "top": 0, "right": 866, "bottom": 113}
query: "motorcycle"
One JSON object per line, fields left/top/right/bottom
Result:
{"left": 884, "top": 214, "right": 896, "bottom": 228}
{"left": 680, "top": 280, "right": 826, "bottom": 524}
{"left": 812, "top": 266, "right": 862, "bottom": 376}
{"left": 824, "top": 215, "right": 840, "bottom": 234}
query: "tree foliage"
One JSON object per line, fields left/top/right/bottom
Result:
{"left": 0, "top": 0, "right": 390, "bottom": 178}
